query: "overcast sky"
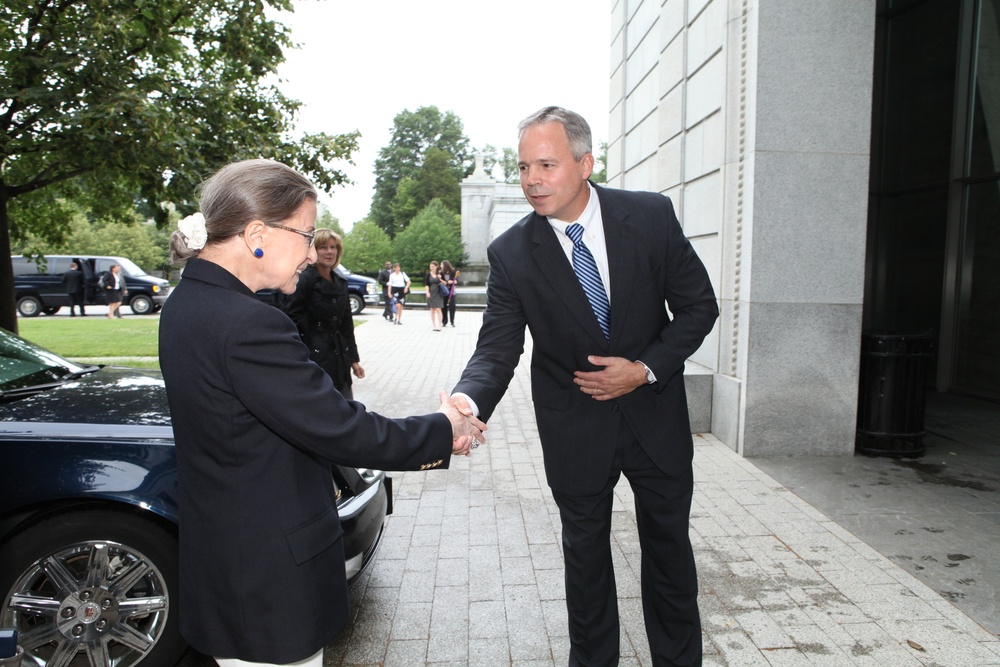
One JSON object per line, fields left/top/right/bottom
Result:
{"left": 274, "top": 0, "right": 612, "bottom": 228}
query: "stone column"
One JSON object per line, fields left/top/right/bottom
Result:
{"left": 729, "top": 1, "right": 876, "bottom": 455}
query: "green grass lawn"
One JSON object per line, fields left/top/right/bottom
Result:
{"left": 14, "top": 313, "right": 365, "bottom": 371}
{"left": 16, "top": 317, "right": 161, "bottom": 368}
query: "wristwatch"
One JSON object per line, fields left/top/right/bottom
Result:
{"left": 637, "top": 361, "right": 656, "bottom": 385}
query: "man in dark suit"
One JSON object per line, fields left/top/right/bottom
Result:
{"left": 451, "top": 107, "right": 718, "bottom": 666}
{"left": 377, "top": 260, "right": 394, "bottom": 321}
{"left": 61, "top": 261, "right": 86, "bottom": 316}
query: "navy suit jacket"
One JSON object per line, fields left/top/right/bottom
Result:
{"left": 453, "top": 184, "right": 718, "bottom": 494}
{"left": 159, "top": 258, "right": 452, "bottom": 662}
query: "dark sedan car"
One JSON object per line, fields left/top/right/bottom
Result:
{"left": 0, "top": 329, "right": 391, "bottom": 667}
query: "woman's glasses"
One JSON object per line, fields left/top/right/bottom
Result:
{"left": 266, "top": 222, "right": 316, "bottom": 245}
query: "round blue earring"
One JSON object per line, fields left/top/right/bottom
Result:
{"left": 253, "top": 248, "right": 264, "bottom": 258}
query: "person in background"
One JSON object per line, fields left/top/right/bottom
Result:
{"left": 283, "top": 229, "right": 364, "bottom": 399}
{"left": 440, "top": 260, "right": 459, "bottom": 327}
{"left": 103, "top": 263, "right": 127, "bottom": 318}
{"left": 377, "top": 260, "right": 394, "bottom": 321}
{"left": 387, "top": 263, "right": 409, "bottom": 325}
{"left": 61, "top": 261, "right": 86, "bottom": 317}
{"left": 450, "top": 107, "right": 717, "bottom": 666}
{"left": 425, "top": 260, "right": 444, "bottom": 331}
{"left": 159, "top": 158, "right": 485, "bottom": 667}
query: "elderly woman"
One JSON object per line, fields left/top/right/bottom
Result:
{"left": 159, "top": 159, "right": 484, "bottom": 667}
{"left": 282, "top": 229, "right": 364, "bottom": 399}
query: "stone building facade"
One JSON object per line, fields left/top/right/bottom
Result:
{"left": 460, "top": 0, "right": 999, "bottom": 458}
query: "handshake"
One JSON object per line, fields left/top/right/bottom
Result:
{"left": 436, "top": 390, "right": 485, "bottom": 457}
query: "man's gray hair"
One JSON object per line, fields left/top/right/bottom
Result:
{"left": 517, "top": 106, "right": 593, "bottom": 161}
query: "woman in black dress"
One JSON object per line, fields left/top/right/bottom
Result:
{"left": 283, "top": 229, "right": 364, "bottom": 399}
{"left": 102, "top": 263, "right": 127, "bottom": 318}
{"left": 439, "top": 260, "right": 459, "bottom": 327}
{"left": 424, "top": 260, "right": 444, "bottom": 331}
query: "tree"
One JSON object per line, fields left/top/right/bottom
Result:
{"left": 72, "top": 221, "right": 170, "bottom": 277}
{"left": 392, "top": 199, "right": 466, "bottom": 275}
{"left": 0, "top": 0, "right": 359, "bottom": 333}
{"left": 501, "top": 147, "right": 520, "bottom": 184}
{"left": 342, "top": 219, "right": 393, "bottom": 275}
{"left": 414, "top": 147, "right": 462, "bottom": 212}
{"left": 12, "top": 199, "right": 174, "bottom": 276}
{"left": 387, "top": 177, "right": 423, "bottom": 236}
{"left": 317, "top": 205, "right": 344, "bottom": 237}
{"left": 591, "top": 142, "right": 609, "bottom": 184}
{"left": 388, "top": 147, "right": 462, "bottom": 235}
{"left": 369, "top": 106, "right": 471, "bottom": 238}
{"left": 475, "top": 144, "right": 518, "bottom": 184}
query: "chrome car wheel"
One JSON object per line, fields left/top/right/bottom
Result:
{"left": 0, "top": 512, "right": 183, "bottom": 667}
{"left": 349, "top": 293, "right": 364, "bottom": 315}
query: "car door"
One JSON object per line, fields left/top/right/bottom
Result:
{"left": 79, "top": 258, "right": 104, "bottom": 304}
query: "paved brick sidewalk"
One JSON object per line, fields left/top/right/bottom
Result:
{"left": 325, "top": 310, "right": 998, "bottom": 666}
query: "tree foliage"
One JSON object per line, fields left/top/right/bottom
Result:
{"left": 0, "top": 0, "right": 359, "bottom": 332}
{"left": 69, "top": 221, "right": 171, "bottom": 277}
{"left": 410, "top": 147, "right": 461, "bottom": 213}
{"left": 476, "top": 144, "right": 519, "bottom": 184}
{"left": 591, "top": 141, "right": 608, "bottom": 184}
{"left": 387, "top": 146, "right": 462, "bottom": 233}
{"left": 317, "top": 205, "right": 344, "bottom": 237}
{"left": 342, "top": 219, "right": 393, "bottom": 275}
{"left": 391, "top": 199, "right": 466, "bottom": 276}
{"left": 369, "top": 106, "right": 471, "bottom": 238}
{"left": 13, "top": 201, "right": 171, "bottom": 276}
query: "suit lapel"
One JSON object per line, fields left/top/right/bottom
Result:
{"left": 529, "top": 213, "right": 610, "bottom": 349}
{"left": 597, "top": 187, "right": 635, "bottom": 346}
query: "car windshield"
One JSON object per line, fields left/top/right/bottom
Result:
{"left": 0, "top": 328, "right": 92, "bottom": 394}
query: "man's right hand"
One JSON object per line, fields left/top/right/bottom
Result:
{"left": 437, "top": 390, "right": 486, "bottom": 456}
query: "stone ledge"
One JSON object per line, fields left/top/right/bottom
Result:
{"left": 684, "top": 361, "right": 714, "bottom": 433}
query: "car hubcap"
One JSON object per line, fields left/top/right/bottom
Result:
{"left": 4, "top": 541, "right": 169, "bottom": 667}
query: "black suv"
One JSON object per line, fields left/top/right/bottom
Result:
{"left": 257, "top": 266, "right": 379, "bottom": 316}
{"left": 337, "top": 266, "right": 380, "bottom": 315}
{"left": 12, "top": 255, "right": 171, "bottom": 317}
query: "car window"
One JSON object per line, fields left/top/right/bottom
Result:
{"left": 94, "top": 258, "right": 115, "bottom": 274}
{"left": 0, "top": 331, "right": 85, "bottom": 392}
{"left": 10, "top": 256, "right": 77, "bottom": 275}
{"left": 10, "top": 257, "right": 37, "bottom": 276}
{"left": 93, "top": 257, "right": 147, "bottom": 277}
{"left": 115, "top": 258, "right": 146, "bottom": 276}
{"left": 49, "top": 257, "right": 71, "bottom": 274}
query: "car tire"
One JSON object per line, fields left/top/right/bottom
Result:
{"left": 16, "top": 296, "right": 43, "bottom": 318}
{"left": 129, "top": 295, "right": 154, "bottom": 315}
{"left": 348, "top": 293, "right": 364, "bottom": 316}
{"left": 0, "top": 511, "right": 186, "bottom": 667}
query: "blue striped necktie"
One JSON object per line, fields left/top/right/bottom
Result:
{"left": 566, "top": 223, "right": 610, "bottom": 339}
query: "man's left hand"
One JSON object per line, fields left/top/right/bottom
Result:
{"left": 573, "top": 356, "right": 646, "bottom": 401}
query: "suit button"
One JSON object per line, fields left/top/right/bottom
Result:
{"left": 612, "top": 404, "right": 620, "bottom": 413}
